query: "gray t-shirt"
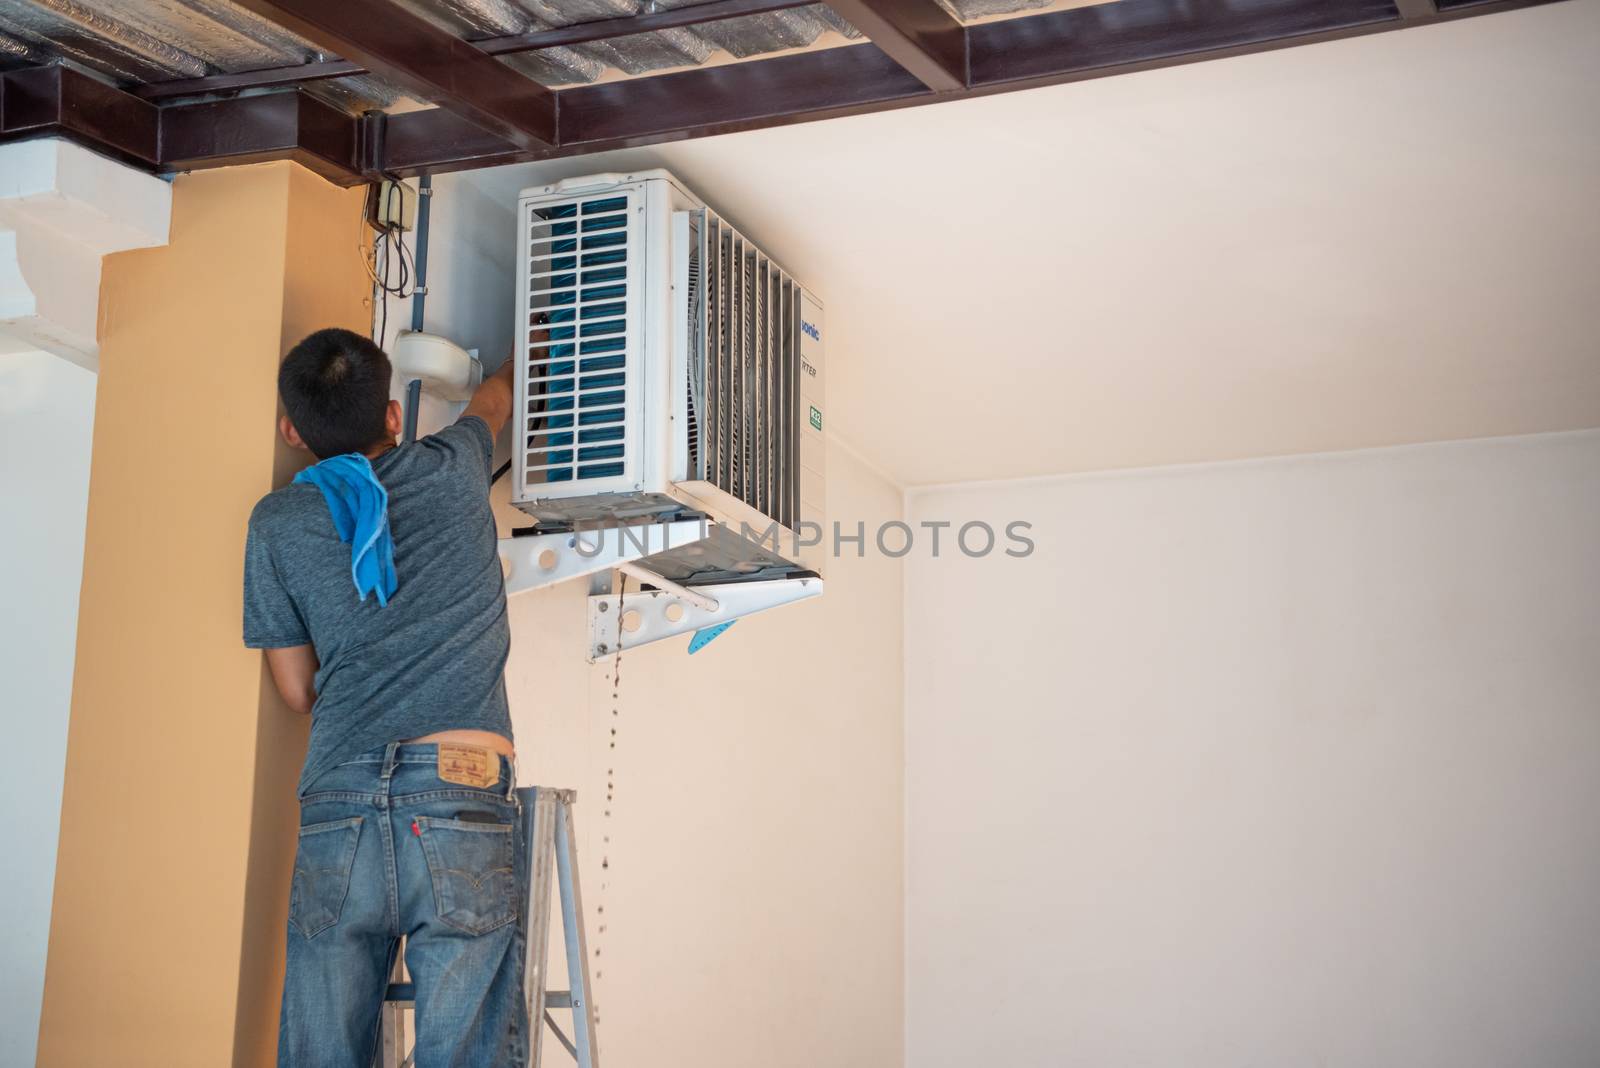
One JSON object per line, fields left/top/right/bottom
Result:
{"left": 243, "top": 416, "right": 512, "bottom": 794}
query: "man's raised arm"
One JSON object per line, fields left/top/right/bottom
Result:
{"left": 461, "top": 357, "right": 515, "bottom": 439}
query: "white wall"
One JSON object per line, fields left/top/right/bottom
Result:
{"left": 905, "top": 430, "right": 1600, "bottom": 1067}
{"left": 485, "top": 441, "right": 904, "bottom": 1067}
{"left": 0, "top": 349, "right": 97, "bottom": 1067}
{"left": 391, "top": 172, "right": 907, "bottom": 1065}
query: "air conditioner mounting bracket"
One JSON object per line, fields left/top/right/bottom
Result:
{"left": 586, "top": 576, "right": 821, "bottom": 662}
{"left": 498, "top": 517, "right": 706, "bottom": 596}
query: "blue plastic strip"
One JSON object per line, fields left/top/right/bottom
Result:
{"left": 688, "top": 620, "right": 736, "bottom": 654}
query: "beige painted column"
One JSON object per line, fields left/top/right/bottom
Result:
{"left": 37, "top": 162, "right": 369, "bottom": 1067}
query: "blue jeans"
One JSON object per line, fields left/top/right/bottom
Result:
{"left": 279, "top": 742, "right": 528, "bottom": 1067}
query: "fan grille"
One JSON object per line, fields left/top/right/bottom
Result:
{"left": 520, "top": 193, "right": 633, "bottom": 491}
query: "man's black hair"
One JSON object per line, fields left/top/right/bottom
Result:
{"left": 278, "top": 328, "right": 393, "bottom": 459}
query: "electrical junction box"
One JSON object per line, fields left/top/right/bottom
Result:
{"left": 374, "top": 179, "right": 416, "bottom": 231}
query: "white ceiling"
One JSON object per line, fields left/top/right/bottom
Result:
{"left": 465, "top": 0, "right": 1600, "bottom": 487}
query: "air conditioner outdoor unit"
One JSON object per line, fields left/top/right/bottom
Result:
{"left": 505, "top": 171, "right": 825, "bottom": 655}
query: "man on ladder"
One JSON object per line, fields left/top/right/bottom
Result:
{"left": 243, "top": 327, "right": 530, "bottom": 1066}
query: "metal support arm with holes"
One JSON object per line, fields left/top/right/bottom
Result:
{"left": 499, "top": 518, "right": 707, "bottom": 596}
{"left": 587, "top": 577, "right": 821, "bottom": 662}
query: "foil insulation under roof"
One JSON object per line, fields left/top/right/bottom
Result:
{"left": 0, "top": 0, "right": 402, "bottom": 109}
{"left": 0, "top": 0, "right": 1067, "bottom": 112}
{"left": 942, "top": 0, "right": 1054, "bottom": 16}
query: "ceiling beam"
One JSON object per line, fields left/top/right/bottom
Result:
{"left": 823, "top": 0, "right": 967, "bottom": 91}
{"left": 475, "top": 0, "right": 816, "bottom": 56}
{"left": 966, "top": 0, "right": 1396, "bottom": 88}
{"left": 0, "top": 68, "right": 362, "bottom": 182}
{"left": 376, "top": 45, "right": 932, "bottom": 174}
{"left": 556, "top": 44, "right": 928, "bottom": 148}
{"left": 0, "top": 0, "right": 1567, "bottom": 184}
{"left": 1394, "top": 0, "right": 1441, "bottom": 17}
{"left": 134, "top": 58, "right": 360, "bottom": 101}
{"left": 388, "top": 0, "right": 1520, "bottom": 175}
{"left": 0, "top": 66, "right": 159, "bottom": 169}
{"left": 134, "top": 0, "right": 813, "bottom": 103}
{"left": 228, "top": 0, "right": 556, "bottom": 149}
{"left": 159, "top": 92, "right": 358, "bottom": 184}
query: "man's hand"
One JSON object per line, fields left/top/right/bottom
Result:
{"left": 461, "top": 356, "right": 515, "bottom": 440}
{"left": 265, "top": 645, "right": 318, "bottom": 715}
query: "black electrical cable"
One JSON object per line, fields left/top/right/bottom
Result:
{"left": 490, "top": 458, "right": 512, "bottom": 485}
{"left": 367, "top": 178, "right": 418, "bottom": 345}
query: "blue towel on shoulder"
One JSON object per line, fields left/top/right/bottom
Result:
{"left": 293, "top": 453, "right": 397, "bottom": 606}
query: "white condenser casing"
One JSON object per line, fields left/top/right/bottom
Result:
{"left": 511, "top": 170, "right": 826, "bottom": 586}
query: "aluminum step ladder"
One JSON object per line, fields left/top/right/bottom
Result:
{"left": 380, "top": 786, "right": 600, "bottom": 1067}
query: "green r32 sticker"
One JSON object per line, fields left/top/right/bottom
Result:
{"left": 809, "top": 406, "right": 823, "bottom": 431}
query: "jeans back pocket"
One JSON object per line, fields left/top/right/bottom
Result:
{"left": 289, "top": 816, "right": 363, "bottom": 940}
{"left": 415, "top": 816, "right": 517, "bottom": 935}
